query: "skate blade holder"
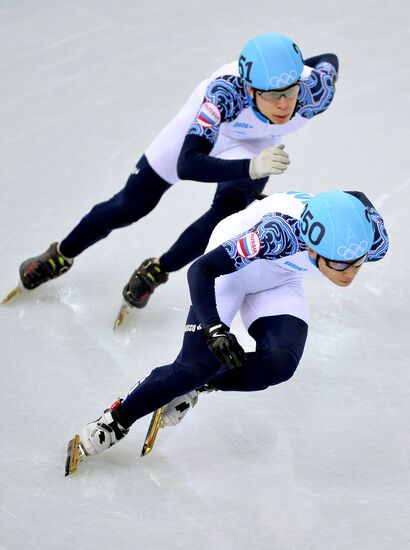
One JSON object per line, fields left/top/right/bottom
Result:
{"left": 141, "top": 407, "right": 164, "bottom": 457}
{"left": 65, "top": 434, "right": 85, "bottom": 476}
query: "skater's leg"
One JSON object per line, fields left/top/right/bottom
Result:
{"left": 207, "top": 315, "right": 308, "bottom": 391}
{"left": 73, "top": 314, "right": 306, "bottom": 459}
{"left": 159, "top": 175, "right": 268, "bottom": 272}
{"left": 115, "top": 307, "right": 221, "bottom": 427}
{"left": 60, "top": 155, "right": 171, "bottom": 258}
{"left": 19, "top": 156, "right": 171, "bottom": 290}
{"left": 74, "top": 308, "right": 217, "bottom": 461}
{"left": 122, "top": 175, "right": 268, "bottom": 307}
{"left": 116, "top": 315, "right": 307, "bottom": 427}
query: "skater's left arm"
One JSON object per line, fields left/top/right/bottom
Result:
{"left": 297, "top": 54, "right": 338, "bottom": 119}
{"left": 344, "top": 191, "right": 389, "bottom": 261}
{"left": 304, "top": 53, "right": 339, "bottom": 81}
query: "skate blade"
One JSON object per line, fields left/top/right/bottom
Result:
{"left": 1, "top": 284, "right": 23, "bottom": 304}
{"left": 65, "top": 434, "right": 86, "bottom": 476}
{"left": 113, "top": 301, "right": 131, "bottom": 330}
{"left": 141, "top": 407, "right": 164, "bottom": 457}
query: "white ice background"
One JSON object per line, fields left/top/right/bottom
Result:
{"left": 0, "top": 1, "right": 409, "bottom": 549}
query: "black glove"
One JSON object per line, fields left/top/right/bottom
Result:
{"left": 204, "top": 322, "right": 245, "bottom": 369}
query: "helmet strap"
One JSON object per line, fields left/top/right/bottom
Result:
{"left": 307, "top": 249, "right": 321, "bottom": 269}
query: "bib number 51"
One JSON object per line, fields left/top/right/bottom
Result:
{"left": 238, "top": 55, "right": 253, "bottom": 83}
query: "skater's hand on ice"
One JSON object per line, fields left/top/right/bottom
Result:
{"left": 249, "top": 144, "right": 289, "bottom": 179}
{"left": 204, "top": 322, "right": 245, "bottom": 369}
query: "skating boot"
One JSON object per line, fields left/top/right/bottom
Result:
{"left": 114, "top": 258, "right": 168, "bottom": 329}
{"left": 19, "top": 242, "right": 73, "bottom": 290}
{"left": 123, "top": 258, "right": 168, "bottom": 309}
{"left": 65, "top": 400, "right": 129, "bottom": 476}
{"left": 161, "top": 390, "right": 200, "bottom": 427}
{"left": 141, "top": 386, "right": 214, "bottom": 456}
{"left": 80, "top": 400, "right": 129, "bottom": 456}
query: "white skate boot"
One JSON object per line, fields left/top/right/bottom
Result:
{"left": 141, "top": 386, "right": 214, "bottom": 456}
{"left": 161, "top": 391, "right": 199, "bottom": 426}
{"left": 80, "top": 402, "right": 129, "bottom": 456}
{"left": 65, "top": 400, "right": 129, "bottom": 476}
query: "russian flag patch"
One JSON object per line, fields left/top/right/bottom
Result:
{"left": 196, "top": 101, "right": 221, "bottom": 128}
{"left": 236, "top": 232, "right": 261, "bottom": 258}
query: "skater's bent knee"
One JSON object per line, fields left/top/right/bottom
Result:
{"left": 261, "top": 348, "right": 298, "bottom": 386}
{"left": 213, "top": 189, "right": 249, "bottom": 214}
{"left": 172, "top": 359, "right": 218, "bottom": 390}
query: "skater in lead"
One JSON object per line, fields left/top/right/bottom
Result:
{"left": 13, "top": 32, "right": 338, "bottom": 320}
{"left": 66, "top": 189, "right": 389, "bottom": 474}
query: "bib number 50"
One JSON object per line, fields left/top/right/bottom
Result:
{"left": 300, "top": 208, "right": 325, "bottom": 246}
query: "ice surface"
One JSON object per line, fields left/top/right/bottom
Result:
{"left": 0, "top": 1, "right": 409, "bottom": 549}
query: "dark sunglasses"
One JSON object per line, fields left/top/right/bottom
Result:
{"left": 321, "top": 253, "right": 368, "bottom": 272}
{"left": 254, "top": 81, "right": 300, "bottom": 101}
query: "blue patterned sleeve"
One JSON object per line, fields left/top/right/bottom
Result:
{"left": 366, "top": 208, "right": 389, "bottom": 262}
{"left": 304, "top": 54, "right": 339, "bottom": 80}
{"left": 222, "top": 213, "right": 303, "bottom": 270}
{"left": 177, "top": 75, "right": 253, "bottom": 182}
{"left": 344, "top": 191, "right": 389, "bottom": 262}
{"left": 186, "top": 75, "right": 249, "bottom": 146}
{"left": 297, "top": 65, "right": 337, "bottom": 119}
{"left": 187, "top": 213, "right": 302, "bottom": 327}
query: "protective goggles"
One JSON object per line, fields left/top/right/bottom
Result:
{"left": 255, "top": 82, "right": 300, "bottom": 101}
{"left": 322, "top": 253, "right": 368, "bottom": 272}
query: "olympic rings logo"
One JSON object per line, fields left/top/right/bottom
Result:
{"left": 337, "top": 241, "right": 369, "bottom": 259}
{"left": 269, "top": 70, "right": 298, "bottom": 88}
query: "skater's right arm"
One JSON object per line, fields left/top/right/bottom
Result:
{"left": 188, "top": 245, "right": 236, "bottom": 327}
{"left": 177, "top": 75, "right": 288, "bottom": 183}
{"left": 188, "top": 213, "right": 300, "bottom": 327}
{"left": 177, "top": 134, "right": 252, "bottom": 182}
{"left": 188, "top": 246, "right": 246, "bottom": 368}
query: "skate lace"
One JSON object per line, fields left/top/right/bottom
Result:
{"left": 128, "top": 259, "right": 168, "bottom": 296}
{"left": 25, "top": 249, "right": 70, "bottom": 282}
{"left": 140, "top": 260, "right": 168, "bottom": 285}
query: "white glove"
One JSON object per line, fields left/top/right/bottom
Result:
{"left": 249, "top": 144, "right": 290, "bottom": 179}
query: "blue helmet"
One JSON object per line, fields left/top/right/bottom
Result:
{"left": 238, "top": 33, "right": 304, "bottom": 90}
{"left": 299, "top": 192, "right": 375, "bottom": 261}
